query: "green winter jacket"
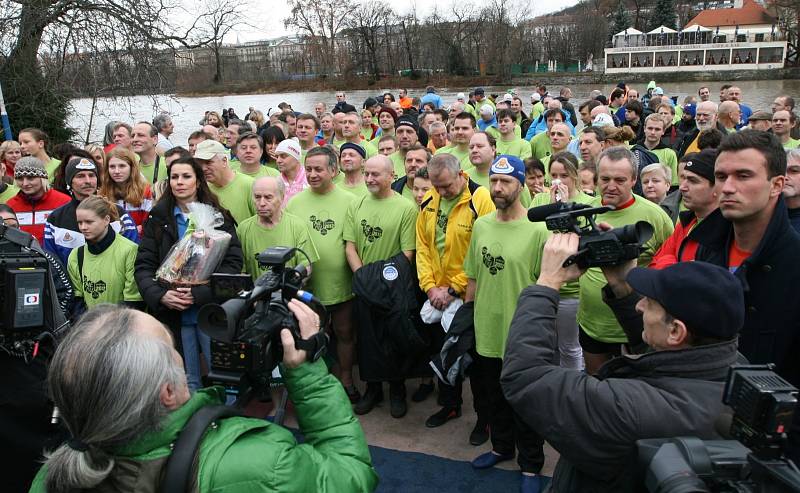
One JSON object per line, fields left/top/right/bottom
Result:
{"left": 29, "top": 360, "right": 378, "bottom": 492}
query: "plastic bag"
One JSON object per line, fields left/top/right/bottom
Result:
{"left": 156, "top": 202, "right": 232, "bottom": 286}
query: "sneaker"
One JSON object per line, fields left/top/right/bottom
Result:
{"left": 520, "top": 474, "right": 542, "bottom": 493}
{"left": 471, "top": 450, "right": 514, "bottom": 469}
{"left": 344, "top": 385, "right": 361, "bottom": 404}
{"left": 354, "top": 384, "right": 383, "bottom": 415}
{"left": 469, "top": 420, "right": 489, "bottom": 446}
{"left": 411, "top": 383, "right": 435, "bottom": 402}
{"left": 425, "top": 406, "right": 462, "bottom": 428}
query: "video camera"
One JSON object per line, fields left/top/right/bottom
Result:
{"left": 527, "top": 202, "right": 654, "bottom": 269}
{"left": 637, "top": 365, "right": 800, "bottom": 492}
{"left": 0, "top": 223, "right": 63, "bottom": 359}
{"left": 197, "top": 246, "right": 328, "bottom": 403}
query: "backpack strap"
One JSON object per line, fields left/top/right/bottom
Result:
{"left": 159, "top": 405, "right": 242, "bottom": 493}
{"left": 77, "top": 246, "right": 85, "bottom": 282}
{"left": 153, "top": 155, "right": 161, "bottom": 184}
{"left": 466, "top": 179, "right": 481, "bottom": 220}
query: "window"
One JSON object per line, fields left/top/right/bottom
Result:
{"left": 755, "top": 33, "right": 764, "bottom": 42}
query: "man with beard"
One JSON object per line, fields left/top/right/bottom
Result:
{"left": 676, "top": 101, "right": 725, "bottom": 158}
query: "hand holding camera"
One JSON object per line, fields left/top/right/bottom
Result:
{"left": 537, "top": 233, "right": 586, "bottom": 291}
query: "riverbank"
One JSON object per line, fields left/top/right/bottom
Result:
{"left": 176, "top": 68, "right": 800, "bottom": 97}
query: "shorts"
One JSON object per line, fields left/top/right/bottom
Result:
{"left": 578, "top": 325, "right": 623, "bottom": 356}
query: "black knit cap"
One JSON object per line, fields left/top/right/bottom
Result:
{"left": 682, "top": 148, "right": 717, "bottom": 184}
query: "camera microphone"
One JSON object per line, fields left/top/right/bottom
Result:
{"left": 527, "top": 202, "right": 591, "bottom": 222}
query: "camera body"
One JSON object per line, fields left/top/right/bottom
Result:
{"left": 637, "top": 365, "right": 800, "bottom": 492}
{"left": 198, "top": 247, "right": 327, "bottom": 398}
{"left": 528, "top": 202, "right": 654, "bottom": 269}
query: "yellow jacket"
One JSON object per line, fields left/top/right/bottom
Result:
{"left": 416, "top": 175, "right": 495, "bottom": 295}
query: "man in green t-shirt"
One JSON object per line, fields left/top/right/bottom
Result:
{"left": 642, "top": 114, "right": 679, "bottom": 185}
{"left": 463, "top": 154, "right": 548, "bottom": 485}
{"left": 529, "top": 110, "right": 565, "bottom": 160}
{"left": 237, "top": 176, "right": 319, "bottom": 281}
{"left": 577, "top": 147, "right": 674, "bottom": 374}
{"left": 495, "top": 109, "right": 532, "bottom": 160}
{"left": 295, "top": 114, "right": 320, "bottom": 160}
{"left": 391, "top": 144, "right": 430, "bottom": 203}
{"left": 388, "top": 116, "right": 420, "bottom": 179}
{"left": 541, "top": 123, "right": 572, "bottom": 177}
{"left": 464, "top": 132, "right": 532, "bottom": 207}
{"left": 286, "top": 146, "right": 359, "bottom": 402}
{"left": 435, "top": 113, "right": 475, "bottom": 169}
{"left": 343, "top": 155, "right": 417, "bottom": 419}
{"left": 230, "top": 132, "right": 280, "bottom": 179}
{"left": 773, "top": 110, "right": 800, "bottom": 150}
{"left": 336, "top": 142, "right": 369, "bottom": 197}
{"left": 132, "top": 122, "right": 168, "bottom": 186}
{"left": 341, "top": 112, "right": 378, "bottom": 159}
{"left": 194, "top": 139, "right": 256, "bottom": 225}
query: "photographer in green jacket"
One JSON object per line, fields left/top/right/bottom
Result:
{"left": 29, "top": 303, "right": 378, "bottom": 493}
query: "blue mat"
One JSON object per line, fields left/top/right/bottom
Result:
{"left": 369, "top": 445, "right": 551, "bottom": 493}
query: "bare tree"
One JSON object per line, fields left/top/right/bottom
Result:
{"left": 345, "top": 1, "right": 394, "bottom": 80}
{"left": 285, "top": 0, "right": 355, "bottom": 76}
{"left": 196, "top": 0, "right": 250, "bottom": 84}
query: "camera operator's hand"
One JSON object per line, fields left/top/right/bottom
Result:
{"left": 281, "top": 299, "right": 320, "bottom": 369}
{"left": 537, "top": 233, "right": 585, "bottom": 291}
{"left": 596, "top": 222, "right": 636, "bottom": 298}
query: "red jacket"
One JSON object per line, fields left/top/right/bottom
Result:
{"left": 6, "top": 189, "right": 71, "bottom": 243}
{"left": 116, "top": 185, "right": 153, "bottom": 235}
{"left": 650, "top": 212, "right": 700, "bottom": 269}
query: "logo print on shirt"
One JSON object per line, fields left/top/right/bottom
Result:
{"left": 481, "top": 246, "right": 505, "bottom": 275}
{"left": 309, "top": 215, "right": 335, "bottom": 236}
{"left": 360, "top": 219, "right": 383, "bottom": 243}
{"left": 436, "top": 209, "right": 448, "bottom": 234}
{"left": 83, "top": 276, "right": 108, "bottom": 299}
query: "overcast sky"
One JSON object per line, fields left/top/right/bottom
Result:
{"left": 227, "top": 0, "right": 580, "bottom": 43}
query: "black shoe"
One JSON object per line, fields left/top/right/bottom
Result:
{"left": 411, "top": 383, "right": 435, "bottom": 402}
{"left": 354, "top": 385, "right": 383, "bottom": 415}
{"left": 389, "top": 382, "right": 407, "bottom": 418}
{"left": 469, "top": 420, "right": 489, "bottom": 446}
{"left": 344, "top": 385, "right": 361, "bottom": 404}
{"left": 425, "top": 406, "right": 462, "bottom": 428}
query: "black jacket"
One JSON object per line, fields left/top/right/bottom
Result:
{"left": 501, "top": 285, "right": 738, "bottom": 492}
{"left": 134, "top": 199, "right": 243, "bottom": 336}
{"left": 692, "top": 198, "right": 800, "bottom": 386}
{"left": 555, "top": 97, "right": 578, "bottom": 127}
{"left": 674, "top": 122, "right": 727, "bottom": 158}
{"left": 352, "top": 252, "right": 427, "bottom": 382}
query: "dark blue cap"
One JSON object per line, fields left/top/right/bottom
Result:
{"left": 339, "top": 142, "right": 366, "bottom": 159}
{"left": 626, "top": 262, "right": 744, "bottom": 340}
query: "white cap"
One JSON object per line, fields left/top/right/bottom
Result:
{"left": 531, "top": 93, "right": 541, "bottom": 102}
{"left": 275, "top": 138, "right": 301, "bottom": 161}
{"left": 457, "top": 92, "right": 466, "bottom": 101}
{"left": 592, "top": 113, "right": 614, "bottom": 127}
{"left": 480, "top": 104, "right": 494, "bottom": 116}
{"left": 502, "top": 93, "right": 513, "bottom": 102}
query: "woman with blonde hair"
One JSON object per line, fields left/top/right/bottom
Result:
{"left": 603, "top": 126, "right": 636, "bottom": 147}
{"left": 100, "top": 146, "right": 153, "bottom": 233}
{"left": 206, "top": 111, "right": 223, "bottom": 128}
{"left": 0, "top": 140, "right": 22, "bottom": 182}
{"left": 68, "top": 195, "right": 141, "bottom": 309}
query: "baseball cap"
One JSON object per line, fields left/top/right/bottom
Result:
{"left": 474, "top": 87, "right": 485, "bottom": 96}
{"left": 490, "top": 155, "right": 525, "bottom": 185}
{"left": 531, "top": 93, "right": 541, "bottom": 102}
{"left": 592, "top": 113, "right": 614, "bottom": 127}
{"left": 626, "top": 262, "right": 744, "bottom": 340}
{"left": 748, "top": 110, "right": 772, "bottom": 121}
{"left": 654, "top": 87, "right": 665, "bottom": 95}
{"left": 683, "top": 103, "right": 697, "bottom": 118}
{"left": 479, "top": 104, "right": 494, "bottom": 117}
{"left": 274, "top": 138, "right": 301, "bottom": 162}
{"left": 457, "top": 92, "right": 466, "bottom": 101}
{"left": 194, "top": 139, "right": 228, "bottom": 160}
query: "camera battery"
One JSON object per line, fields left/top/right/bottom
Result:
{"left": 4, "top": 268, "right": 46, "bottom": 329}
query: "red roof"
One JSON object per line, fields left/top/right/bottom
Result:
{"left": 685, "top": 0, "right": 775, "bottom": 28}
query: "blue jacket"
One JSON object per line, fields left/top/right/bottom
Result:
{"left": 524, "top": 109, "right": 576, "bottom": 141}
{"left": 420, "top": 92, "right": 444, "bottom": 109}
{"left": 477, "top": 115, "right": 498, "bottom": 132}
{"left": 44, "top": 198, "right": 139, "bottom": 265}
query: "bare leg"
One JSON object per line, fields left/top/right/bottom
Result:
{"left": 332, "top": 300, "right": 355, "bottom": 388}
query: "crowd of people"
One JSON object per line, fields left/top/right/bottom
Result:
{"left": 3, "top": 81, "right": 800, "bottom": 493}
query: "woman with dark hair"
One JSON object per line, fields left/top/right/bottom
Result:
{"left": 383, "top": 92, "right": 395, "bottom": 104}
{"left": 261, "top": 125, "right": 286, "bottom": 168}
{"left": 134, "top": 157, "right": 243, "bottom": 391}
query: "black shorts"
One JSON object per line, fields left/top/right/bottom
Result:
{"left": 578, "top": 325, "right": 623, "bottom": 356}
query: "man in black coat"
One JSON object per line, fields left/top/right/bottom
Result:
{"left": 501, "top": 234, "right": 745, "bottom": 492}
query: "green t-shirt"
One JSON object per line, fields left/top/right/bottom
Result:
{"left": 496, "top": 136, "right": 532, "bottom": 159}
{"left": 46, "top": 158, "right": 61, "bottom": 183}
{"left": 208, "top": 172, "right": 257, "bottom": 225}
{"left": 0, "top": 183, "right": 18, "bottom": 204}
{"left": 389, "top": 151, "right": 406, "bottom": 179}
{"left": 530, "top": 132, "right": 552, "bottom": 160}
{"left": 139, "top": 155, "right": 168, "bottom": 185}
{"left": 346, "top": 139, "right": 378, "bottom": 159}
{"left": 434, "top": 144, "right": 472, "bottom": 169}
{"left": 464, "top": 212, "right": 549, "bottom": 358}
{"left": 530, "top": 102, "right": 544, "bottom": 120}
{"left": 369, "top": 132, "right": 392, "bottom": 148}
{"left": 436, "top": 192, "right": 462, "bottom": 255}
{"left": 784, "top": 138, "right": 800, "bottom": 150}
{"left": 67, "top": 234, "right": 142, "bottom": 307}
{"left": 338, "top": 180, "right": 369, "bottom": 198}
{"left": 286, "top": 187, "right": 356, "bottom": 305}
{"left": 530, "top": 190, "right": 595, "bottom": 298}
{"left": 230, "top": 161, "right": 280, "bottom": 179}
{"left": 464, "top": 166, "right": 531, "bottom": 207}
{"left": 343, "top": 192, "right": 418, "bottom": 265}
{"left": 485, "top": 126, "right": 501, "bottom": 140}
{"left": 577, "top": 196, "right": 675, "bottom": 343}
{"left": 649, "top": 147, "right": 680, "bottom": 185}
{"left": 236, "top": 213, "right": 320, "bottom": 281}
{"left": 400, "top": 182, "right": 416, "bottom": 203}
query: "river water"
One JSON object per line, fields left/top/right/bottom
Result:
{"left": 69, "top": 79, "right": 800, "bottom": 146}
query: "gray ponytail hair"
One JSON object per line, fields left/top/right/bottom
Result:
{"left": 43, "top": 305, "right": 186, "bottom": 492}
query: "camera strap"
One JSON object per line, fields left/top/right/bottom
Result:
{"left": 160, "top": 404, "right": 242, "bottom": 493}
{"left": 77, "top": 246, "right": 84, "bottom": 282}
